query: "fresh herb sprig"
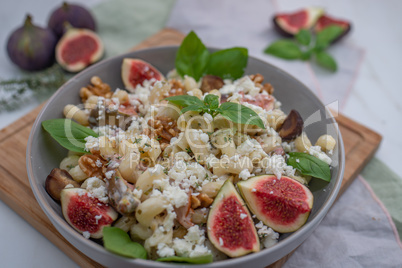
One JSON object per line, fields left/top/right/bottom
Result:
{"left": 287, "top": 152, "right": 331, "bottom": 182}
{"left": 264, "top": 26, "right": 344, "bottom": 72}
{"left": 165, "top": 94, "right": 265, "bottom": 129}
{"left": 176, "top": 31, "right": 248, "bottom": 80}
{"left": 0, "top": 64, "right": 65, "bottom": 112}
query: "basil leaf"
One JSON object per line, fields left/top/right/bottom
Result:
{"left": 175, "top": 31, "right": 210, "bottom": 81}
{"left": 218, "top": 102, "right": 265, "bottom": 129}
{"left": 204, "top": 94, "right": 219, "bottom": 110}
{"left": 157, "top": 254, "right": 213, "bottom": 264}
{"left": 42, "top": 119, "right": 98, "bottom": 153}
{"left": 315, "top": 51, "right": 337, "bottom": 72}
{"left": 165, "top": 95, "right": 203, "bottom": 108}
{"left": 181, "top": 104, "right": 204, "bottom": 113}
{"left": 287, "top": 152, "right": 331, "bottom": 182}
{"left": 315, "top": 25, "right": 344, "bottom": 49}
{"left": 264, "top": 40, "right": 302, "bottom": 60}
{"left": 296, "top": 29, "right": 311, "bottom": 46}
{"left": 103, "top": 227, "right": 147, "bottom": 259}
{"left": 205, "top": 47, "right": 248, "bottom": 79}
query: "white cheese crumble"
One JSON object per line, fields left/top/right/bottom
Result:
{"left": 95, "top": 159, "right": 103, "bottom": 167}
{"left": 252, "top": 188, "right": 257, "bottom": 192}
{"left": 82, "top": 231, "right": 90, "bottom": 239}
{"left": 240, "top": 213, "right": 247, "bottom": 220}
{"left": 219, "top": 237, "right": 224, "bottom": 246}
{"left": 308, "top": 145, "right": 332, "bottom": 165}
{"left": 170, "top": 225, "right": 210, "bottom": 258}
{"left": 95, "top": 215, "right": 102, "bottom": 225}
{"left": 239, "top": 169, "right": 252, "bottom": 180}
{"left": 84, "top": 136, "right": 99, "bottom": 152}
{"left": 157, "top": 243, "right": 175, "bottom": 257}
{"left": 255, "top": 221, "right": 279, "bottom": 249}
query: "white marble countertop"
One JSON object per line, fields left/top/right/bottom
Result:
{"left": 0, "top": 0, "right": 401, "bottom": 267}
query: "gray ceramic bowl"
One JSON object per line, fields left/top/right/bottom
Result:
{"left": 27, "top": 46, "right": 344, "bottom": 268}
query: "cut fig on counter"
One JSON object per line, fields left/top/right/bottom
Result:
{"left": 238, "top": 175, "right": 313, "bottom": 233}
{"left": 273, "top": 7, "right": 324, "bottom": 36}
{"left": 61, "top": 188, "right": 118, "bottom": 239}
{"left": 56, "top": 27, "right": 104, "bottom": 72}
{"left": 48, "top": 2, "right": 96, "bottom": 38}
{"left": 6, "top": 15, "right": 57, "bottom": 71}
{"left": 207, "top": 180, "right": 260, "bottom": 257}
{"left": 314, "top": 14, "right": 351, "bottom": 43}
{"left": 121, "top": 58, "right": 164, "bottom": 91}
{"left": 278, "top": 109, "right": 303, "bottom": 140}
{"left": 45, "top": 168, "right": 79, "bottom": 201}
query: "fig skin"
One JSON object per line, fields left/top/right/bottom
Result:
{"left": 6, "top": 15, "right": 57, "bottom": 71}
{"left": 279, "top": 109, "right": 304, "bottom": 140}
{"left": 200, "top": 75, "right": 224, "bottom": 93}
{"left": 48, "top": 2, "right": 96, "bottom": 38}
{"left": 45, "top": 168, "right": 80, "bottom": 201}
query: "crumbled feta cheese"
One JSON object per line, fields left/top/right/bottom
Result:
{"left": 105, "top": 170, "right": 115, "bottom": 179}
{"left": 261, "top": 154, "right": 296, "bottom": 179}
{"left": 252, "top": 188, "right": 257, "bottom": 192}
{"left": 82, "top": 231, "right": 90, "bottom": 239}
{"left": 239, "top": 169, "right": 252, "bottom": 180}
{"left": 95, "top": 159, "right": 103, "bottom": 167}
{"left": 157, "top": 243, "right": 175, "bottom": 257}
{"left": 255, "top": 221, "right": 279, "bottom": 248}
{"left": 240, "top": 213, "right": 247, "bottom": 219}
{"left": 82, "top": 177, "right": 108, "bottom": 203}
{"left": 296, "top": 159, "right": 300, "bottom": 163}
{"left": 308, "top": 146, "right": 332, "bottom": 165}
{"left": 95, "top": 215, "right": 102, "bottom": 225}
{"left": 219, "top": 237, "right": 224, "bottom": 246}
{"left": 85, "top": 136, "right": 99, "bottom": 152}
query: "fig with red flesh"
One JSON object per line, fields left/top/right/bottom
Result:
{"left": 121, "top": 58, "right": 164, "bottom": 91}
{"left": 6, "top": 15, "right": 57, "bottom": 71}
{"left": 48, "top": 2, "right": 96, "bottom": 38}
{"left": 237, "top": 175, "right": 313, "bottom": 233}
{"left": 207, "top": 180, "right": 260, "bottom": 257}
{"left": 56, "top": 27, "right": 104, "bottom": 72}
{"left": 61, "top": 188, "right": 118, "bottom": 238}
{"left": 314, "top": 14, "right": 351, "bottom": 43}
{"left": 273, "top": 7, "right": 324, "bottom": 37}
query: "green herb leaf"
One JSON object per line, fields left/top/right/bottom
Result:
{"left": 203, "top": 94, "right": 220, "bottom": 110}
{"left": 287, "top": 152, "right": 331, "bottom": 182}
{"left": 295, "top": 29, "right": 311, "bottom": 46}
{"left": 205, "top": 47, "right": 248, "bottom": 79}
{"left": 103, "top": 227, "right": 147, "bottom": 259}
{"left": 157, "top": 254, "right": 213, "bottom": 264}
{"left": 218, "top": 102, "right": 266, "bottom": 129}
{"left": 165, "top": 95, "right": 203, "bottom": 108}
{"left": 181, "top": 104, "right": 204, "bottom": 113}
{"left": 42, "top": 119, "right": 98, "bottom": 153}
{"left": 175, "top": 31, "right": 210, "bottom": 81}
{"left": 315, "top": 25, "right": 344, "bottom": 49}
{"left": 315, "top": 51, "right": 337, "bottom": 72}
{"left": 264, "top": 40, "right": 302, "bottom": 60}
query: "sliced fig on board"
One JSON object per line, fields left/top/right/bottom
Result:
{"left": 121, "top": 58, "right": 164, "bottom": 91}
{"left": 61, "top": 188, "right": 118, "bottom": 239}
{"left": 314, "top": 14, "right": 351, "bottom": 43}
{"left": 273, "top": 7, "right": 324, "bottom": 36}
{"left": 238, "top": 175, "right": 313, "bottom": 233}
{"left": 56, "top": 27, "right": 104, "bottom": 72}
{"left": 207, "top": 180, "right": 259, "bottom": 257}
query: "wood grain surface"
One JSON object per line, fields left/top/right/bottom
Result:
{"left": 0, "top": 29, "right": 382, "bottom": 268}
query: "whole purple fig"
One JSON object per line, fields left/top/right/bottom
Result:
{"left": 6, "top": 15, "right": 57, "bottom": 71}
{"left": 48, "top": 2, "right": 96, "bottom": 38}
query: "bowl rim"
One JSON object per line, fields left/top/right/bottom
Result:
{"left": 27, "top": 45, "right": 345, "bottom": 267}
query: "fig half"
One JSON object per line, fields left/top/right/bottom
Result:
{"left": 238, "top": 175, "right": 313, "bottom": 233}
{"left": 56, "top": 27, "right": 104, "bottom": 72}
{"left": 121, "top": 58, "right": 164, "bottom": 91}
{"left": 61, "top": 188, "right": 118, "bottom": 238}
{"left": 273, "top": 7, "right": 324, "bottom": 36}
{"left": 278, "top": 109, "right": 303, "bottom": 140}
{"left": 207, "top": 180, "right": 260, "bottom": 257}
{"left": 314, "top": 14, "right": 351, "bottom": 43}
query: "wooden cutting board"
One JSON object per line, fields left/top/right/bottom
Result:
{"left": 0, "top": 28, "right": 382, "bottom": 267}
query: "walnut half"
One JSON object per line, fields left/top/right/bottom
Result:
{"left": 80, "top": 76, "right": 112, "bottom": 103}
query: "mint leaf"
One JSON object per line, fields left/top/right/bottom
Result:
{"left": 287, "top": 152, "right": 331, "bottom": 182}
{"left": 103, "top": 227, "right": 147, "bottom": 259}
{"left": 175, "top": 31, "right": 209, "bottom": 81}
{"left": 42, "top": 119, "right": 98, "bottom": 153}
{"left": 157, "top": 254, "right": 213, "bottom": 264}
{"left": 203, "top": 94, "right": 219, "bottom": 110}
{"left": 296, "top": 29, "right": 311, "bottom": 46}
{"left": 165, "top": 95, "right": 203, "bottom": 108}
{"left": 218, "top": 102, "right": 265, "bottom": 129}
{"left": 315, "top": 51, "right": 337, "bottom": 72}
{"left": 206, "top": 47, "right": 248, "bottom": 79}
{"left": 315, "top": 25, "right": 344, "bottom": 49}
{"left": 264, "top": 40, "right": 302, "bottom": 60}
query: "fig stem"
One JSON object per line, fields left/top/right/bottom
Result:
{"left": 62, "top": 2, "right": 70, "bottom": 10}
{"left": 24, "top": 14, "right": 33, "bottom": 27}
